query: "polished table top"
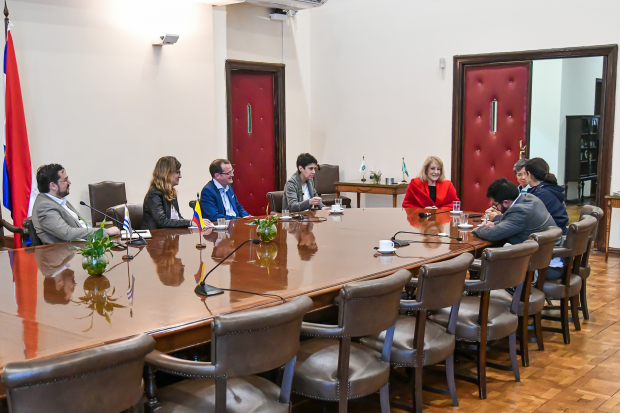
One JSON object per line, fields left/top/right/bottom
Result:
{"left": 0, "top": 208, "right": 489, "bottom": 377}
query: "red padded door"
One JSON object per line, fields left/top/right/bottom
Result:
{"left": 230, "top": 72, "right": 275, "bottom": 216}
{"left": 461, "top": 63, "right": 531, "bottom": 213}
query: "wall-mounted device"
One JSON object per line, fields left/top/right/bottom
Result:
{"left": 152, "top": 34, "right": 180, "bottom": 46}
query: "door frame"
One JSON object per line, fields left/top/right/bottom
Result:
{"left": 226, "top": 59, "right": 287, "bottom": 190}
{"left": 451, "top": 44, "right": 618, "bottom": 250}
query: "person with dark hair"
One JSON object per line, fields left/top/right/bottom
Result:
{"left": 283, "top": 153, "right": 330, "bottom": 212}
{"left": 473, "top": 178, "right": 556, "bottom": 244}
{"left": 525, "top": 157, "right": 569, "bottom": 235}
{"left": 485, "top": 158, "right": 531, "bottom": 221}
{"left": 32, "top": 164, "right": 120, "bottom": 244}
{"left": 200, "top": 158, "right": 250, "bottom": 222}
{"left": 143, "top": 156, "right": 201, "bottom": 230}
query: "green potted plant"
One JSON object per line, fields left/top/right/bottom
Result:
{"left": 72, "top": 221, "right": 114, "bottom": 276}
{"left": 247, "top": 206, "right": 279, "bottom": 243}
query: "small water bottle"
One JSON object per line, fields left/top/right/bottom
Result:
{"left": 369, "top": 167, "right": 375, "bottom": 180}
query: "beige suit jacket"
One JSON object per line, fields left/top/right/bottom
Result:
{"left": 32, "top": 193, "right": 105, "bottom": 244}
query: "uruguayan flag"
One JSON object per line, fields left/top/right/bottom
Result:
{"left": 123, "top": 205, "right": 132, "bottom": 236}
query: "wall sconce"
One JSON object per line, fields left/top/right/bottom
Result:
{"left": 152, "top": 34, "right": 180, "bottom": 46}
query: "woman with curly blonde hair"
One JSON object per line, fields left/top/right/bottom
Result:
{"left": 402, "top": 155, "right": 459, "bottom": 210}
{"left": 142, "top": 156, "right": 206, "bottom": 229}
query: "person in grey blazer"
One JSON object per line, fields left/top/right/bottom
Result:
{"left": 282, "top": 153, "right": 331, "bottom": 212}
{"left": 473, "top": 178, "right": 556, "bottom": 245}
{"left": 32, "top": 164, "right": 120, "bottom": 244}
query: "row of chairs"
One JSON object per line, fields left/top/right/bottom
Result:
{"left": 1, "top": 206, "right": 602, "bottom": 412}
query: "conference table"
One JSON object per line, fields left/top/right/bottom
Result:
{"left": 0, "top": 208, "right": 490, "bottom": 397}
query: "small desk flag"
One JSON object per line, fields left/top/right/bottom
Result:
{"left": 359, "top": 157, "right": 366, "bottom": 174}
{"left": 123, "top": 206, "right": 132, "bottom": 236}
{"left": 193, "top": 201, "right": 205, "bottom": 231}
{"left": 402, "top": 158, "right": 409, "bottom": 177}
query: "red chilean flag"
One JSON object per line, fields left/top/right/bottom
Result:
{"left": 4, "top": 28, "right": 36, "bottom": 248}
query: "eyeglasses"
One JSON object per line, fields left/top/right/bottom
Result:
{"left": 220, "top": 169, "right": 235, "bottom": 176}
{"left": 516, "top": 172, "right": 528, "bottom": 178}
{"left": 55, "top": 177, "right": 69, "bottom": 184}
{"left": 491, "top": 201, "right": 500, "bottom": 210}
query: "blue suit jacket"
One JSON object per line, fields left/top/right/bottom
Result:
{"left": 200, "top": 180, "right": 249, "bottom": 222}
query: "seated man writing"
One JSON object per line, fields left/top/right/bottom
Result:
{"left": 473, "top": 178, "right": 556, "bottom": 244}
{"left": 200, "top": 159, "right": 250, "bottom": 222}
{"left": 32, "top": 164, "right": 120, "bottom": 244}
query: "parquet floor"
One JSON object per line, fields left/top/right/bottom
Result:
{"left": 293, "top": 251, "right": 620, "bottom": 413}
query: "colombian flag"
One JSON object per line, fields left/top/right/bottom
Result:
{"left": 193, "top": 201, "right": 205, "bottom": 231}
{"left": 194, "top": 260, "right": 205, "bottom": 284}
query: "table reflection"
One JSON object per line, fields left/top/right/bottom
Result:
{"left": 146, "top": 234, "right": 185, "bottom": 287}
{"left": 35, "top": 247, "right": 76, "bottom": 305}
{"left": 287, "top": 222, "right": 318, "bottom": 261}
{"left": 72, "top": 275, "right": 126, "bottom": 332}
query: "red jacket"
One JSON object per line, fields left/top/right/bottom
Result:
{"left": 402, "top": 178, "right": 459, "bottom": 210}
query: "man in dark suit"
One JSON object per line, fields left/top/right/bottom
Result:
{"left": 473, "top": 178, "right": 556, "bottom": 245}
{"left": 200, "top": 159, "right": 250, "bottom": 222}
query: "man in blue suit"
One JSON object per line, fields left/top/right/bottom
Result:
{"left": 200, "top": 159, "right": 250, "bottom": 222}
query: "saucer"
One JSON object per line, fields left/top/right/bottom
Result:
{"left": 213, "top": 224, "right": 228, "bottom": 230}
{"left": 458, "top": 223, "right": 474, "bottom": 229}
{"left": 330, "top": 209, "right": 344, "bottom": 214}
{"left": 279, "top": 216, "right": 292, "bottom": 220}
{"left": 377, "top": 248, "right": 396, "bottom": 254}
{"left": 450, "top": 210, "right": 463, "bottom": 215}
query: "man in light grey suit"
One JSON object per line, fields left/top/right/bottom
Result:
{"left": 473, "top": 178, "right": 556, "bottom": 245}
{"left": 32, "top": 164, "right": 120, "bottom": 244}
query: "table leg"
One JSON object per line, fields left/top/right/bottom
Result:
{"left": 335, "top": 190, "right": 340, "bottom": 199}
{"left": 357, "top": 193, "right": 361, "bottom": 208}
{"left": 393, "top": 194, "right": 397, "bottom": 208}
{"left": 606, "top": 199, "right": 612, "bottom": 262}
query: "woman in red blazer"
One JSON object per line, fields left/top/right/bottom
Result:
{"left": 402, "top": 156, "right": 459, "bottom": 210}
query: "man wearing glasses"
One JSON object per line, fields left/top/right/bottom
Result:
{"left": 200, "top": 159, "right": 250, "bottom": 222}
{"left": 485, "top": 159, "right": 530, "bottom": 222}
{"left": 32, "top": 164, "right": 120, "bottom": 244}
{"left": 473, "top": 178, "right": 555, "bottom": 245}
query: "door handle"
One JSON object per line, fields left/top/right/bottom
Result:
{"left": 491, "top": 100, "right": 498, "bottom": 134}
{"left": 519, "top": 140, "right": 527, "bottom": 158}
{"left": 247, "top": 104, "right": 252, "bottom": 135}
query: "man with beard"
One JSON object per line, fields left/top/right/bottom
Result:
{"left": 32, "top": 164, "right": 120, "bottom": 244}
{"left": 473, "top": 178, "right": 555, "bottom": 245}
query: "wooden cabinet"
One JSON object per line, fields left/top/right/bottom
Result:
{"left": 565, "top": 115, "right": 599, "bottom": 203}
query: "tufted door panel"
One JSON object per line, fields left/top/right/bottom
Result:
{"left": 461, "top": 62, "right": 531, "bottom": 213}
{"left": 230, "top": 72, "right": 276, "bottom": 216}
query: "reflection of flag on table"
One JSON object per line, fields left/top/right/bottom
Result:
{"left": 3, "top": 26, "right": 38, "bottom": 248}
{"left": 127, "top": 274, "right": 135, "bottom": 317}
{"left": 192, "top": 201, "right": 205, "bottom": 231}
{"left": 195, "top": 261, "right": 205, "bottom": 284}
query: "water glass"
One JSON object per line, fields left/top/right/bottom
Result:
{"left": 452, "top": 201, "right": 461, "bottom": 212}
{"left": 217, "top": 218, "right": 226, "bottom": 227}
{"left": 335, "top": 198, "right": 342, "bottom": 209}
{"left": 460, "top": 213, "right": 470, "bottom": 225}
{"left": 282, "top": 209, "right": 290, "bottom": 218}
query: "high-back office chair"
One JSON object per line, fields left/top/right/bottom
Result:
{"left": 577, "top": 205, "right": 604, "bottom": 319}
{"left": 360, "top": 253, "right": 473, "bottom": 413}
{"left": 314, "top": 164, "right": 351, "bottom": 208}
{"left": 145, "top": 296, "right": 313, "bottom": 413}
{"left": 2, "top": 334, "right": 155, "bottom": 413}
{"left": 22, "top": 218, "right": 42, "bottom": 247}
{"left": 430, "top": 241, "right": 539, "bottom": 399}
{"left": 291, "top": 270, "right": 412, "bottom": 413}
{"left": 489, "top": 227, "right": 562, "bottom": 367}
{"left": 267, "top": 191, "right": 284, "bottom": 213}
{"left": 541, "top": 216, "right": 597, "bottom": 344}
{"left": 106, "top": 203, "right": 144, "bottom": 231}
{"left": 88, "top": 181, "right": 127, "bottom": 226}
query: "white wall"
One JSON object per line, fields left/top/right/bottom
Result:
{"left": 530, "top": 60, "right": 563, "bottom": 177}
{"left": 1, "top": 0, "right": 217, "bottom": 222}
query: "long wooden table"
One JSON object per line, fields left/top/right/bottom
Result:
{"left": 0, "top": 208, "right": 489, "bottom": 397}
{"left": 334, "top": 181, "right": 409, "bottom": 208}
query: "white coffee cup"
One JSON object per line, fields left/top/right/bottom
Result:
{"left": 378, "top": 240, "right": 395, "bottom": 251}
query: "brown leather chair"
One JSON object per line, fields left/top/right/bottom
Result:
{"left": 267, "top": 191, "right": 284, "bottom": 213}
{"left": 430, "top": 240, "right": 539, "bottom": 399}
{"left": 314, "top": 164, "right": 352, "bottom": 208}
{"left": 1, "top": 334, "right": 155, "bottom": 413}
{"left": 489, "top": 227, "right": 563, "bottom": 367}
{"left": 88, "top": 181, "right": 127, "bottom": 226}
{"left": 577, "top": 205, "right": 604, "bottom": 319}
{"left": 360, "top": 253, "right": 473, "bottom": 412}
{"left": 541, "top": 216, "right": 597, "bottom": 344}
{"left": 291, "top": 269, "right": 412, "bottom": 413}
{"left": 144, "top": 296, "right": 313, "bottom": 413}
{"left": 22, "top": 218, "right": 42, "bottom": 247}
{"left": 106, "top": 203, "right": 144, "bottom": 231}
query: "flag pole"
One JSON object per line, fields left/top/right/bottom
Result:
{"left": 361, "top": 156, "right": 366, "bottom": 182}
{"left": 196, "top": 193, "right": 206, "bottom": 249}
{"left": 4, "top": 1, "right": 8, "bottom": 41}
